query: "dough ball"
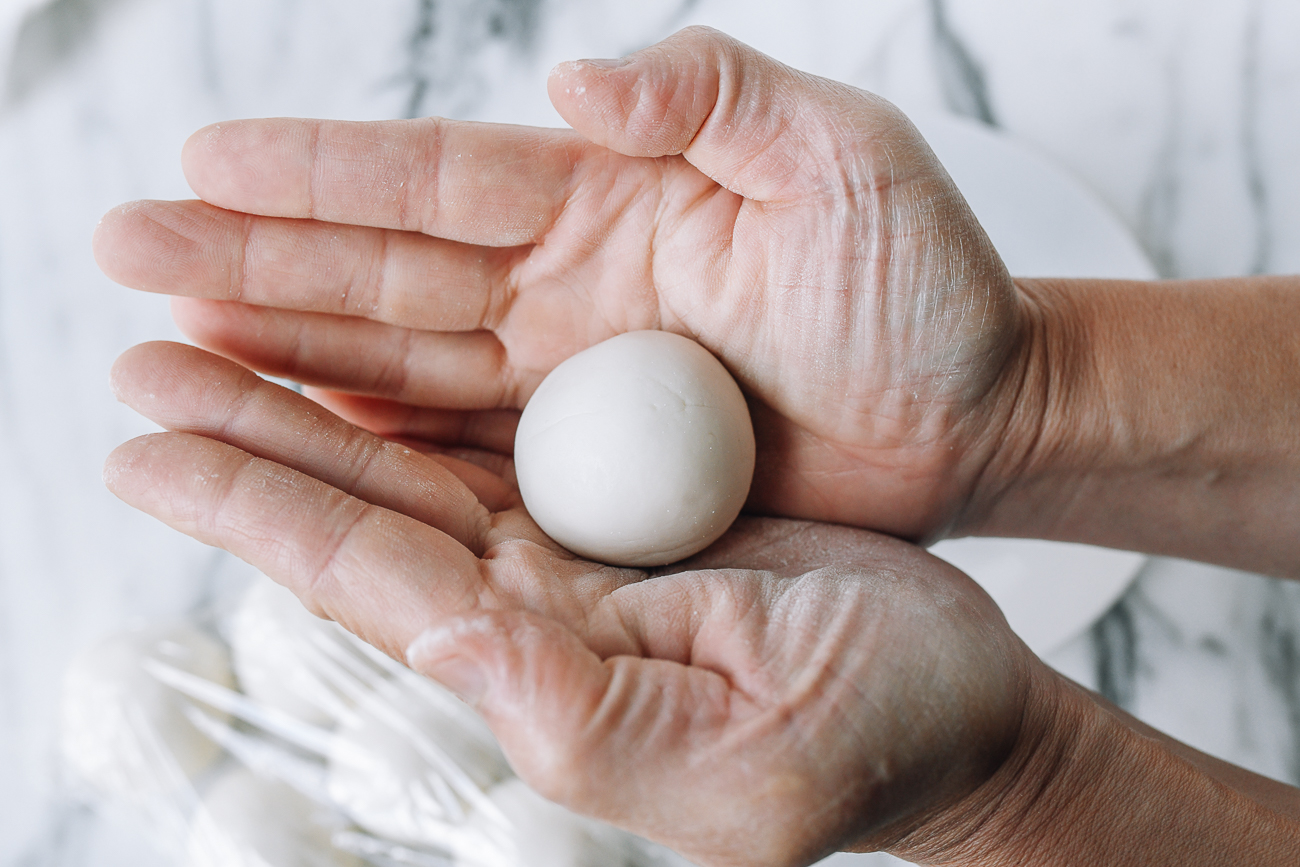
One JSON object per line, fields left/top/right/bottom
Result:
{"left": 514, "top": 331, "right": 755, "bottom": 567}
{"left": 61, "top": 623, "right": 234, "bottom": 796}
{"left": 228, "top": 577, "right": 349, "bottom": 727}
{"left": 327, "top": 687, "right": 511, "bottom": 846}
{"left": 456, "top": 779, "right": 637, "bottom": 867}
{"left": 188, "top": 765, "right": 358, "bottom": 867}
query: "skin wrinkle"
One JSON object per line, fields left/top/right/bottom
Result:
{"left": 700, "top": 579, "right": 785, "bottom": 701}
{"left": 283, "top": 309, "right": 310, "bottom": 387}
{"left": 482, "top": 245, "right": 523, "bottom": 331}
{"left": 334, "top": 423, "right": 391, "bottom": 497}
{"left": 518, "top": 137, "right": 566, "bottom": 243}
{"left": 546, "top": 136, "right": 588, "bottom": 251}
{"left": 765, "top": 595, "right": 850, "bottom": 714}
{"left": 212, "top": 365, "right": 265, "bottom": 443}
{"left": 660, "top": 53, "right": 712, "bottom": 159}
{"left": 557, "top": 660, "right": 630, "bottom": 801}
{"left": 673, "top": 42, "right": 746, "bottom": 193}
{"left": 203, "top": 450, "right": 324, "bottom": 575}
{"left": 685, "top": 46, "right": 727, "bottom": 157}
{"left": 413, "top": 119, "right": 445, "bottom": 237}
{"left": 472, "top": 334, "right": 518, "bottom": 411}
{"left": 194, "top": 443, "right": 255, "bottom": 543}
{"left": 591, "top": 588, "right": 658, "bottom": 661}
{"left": 228, "top": 212, "right": 252, "bottom": 304}
{"left": 869, "top": 210, "right": 909, "bottom": 387}
{"left": 303, "top": 121, "right": 323, "bottom": 221}
{"left": 130, "top": 206, "right": 211, "bottom": 292}
{"left": 477, "top": 530, "right": 560, "bottom": 594}
{"left": 454, "top": 473, "right": 498, "bottom": 557}
{"left": 377, "top": 323, "right": 416, "bottom": 401}
{"left": 587, "top": 174, "right": 662, "bottom": 335}
{"left": 646, "top": 160, "right": 679, "bottom": 331}
{"left": 926, "top": 706, "right": 1076, "bottom": 864}
{"left": 656, "top": 184, "right": 742, "bottom": 339}
{"left": 735, "top": 94, "right": 805, "bottom": 200}
{"left": 622, "top": 656, "right": 708, "bottom": 749}
{"left": 366, "top": 225, "right": 395, "bottom": 320}
{"left": 685, "top": 205, "right": 752, "bottom": 348}
{"left": 295, "top": 495, "right": 377, "bottom": 619}
{"left": 946, "top": 303, "right": 1047, "bottom": 536}
{"left": 651, "top": 63, "right": 694, "bottom": 154}
{"left": 761, "top": 215, "right": 848, "bottom": 378}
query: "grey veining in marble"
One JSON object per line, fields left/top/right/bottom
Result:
{"left": 1, "top": 1, "right": 1299, "bottom": 865}
{"left": 927, "top": 0, "right": 997, "bottom": 126}
{"left": 401, "top": 0, "right": 544, "bottom": 118}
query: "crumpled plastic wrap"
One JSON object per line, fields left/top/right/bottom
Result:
{"left": 61, "top": 575, "right": 692, "bottom": 867}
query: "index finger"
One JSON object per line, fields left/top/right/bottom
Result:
{"left": 181, "top": 117, "right": 586, "bottom": 246}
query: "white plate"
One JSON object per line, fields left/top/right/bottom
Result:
{"left": 912, "top": 112, "right": 1153, "bottom": 657}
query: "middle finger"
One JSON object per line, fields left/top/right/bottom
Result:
{"left": 169, "top": 297, "right": 533, "bottom": 410}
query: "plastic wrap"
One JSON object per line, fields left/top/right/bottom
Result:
{"left": 61, "top": 576, "right": 692, "bottom": 867}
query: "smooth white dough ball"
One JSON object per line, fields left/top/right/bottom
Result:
{"left": 188, "top": 766, "right": 359, "bottom": 867}
{"left": 514, "top": 331, "right": 755, "bottom": 567}
{"left": 61, "top": 623, "right": 234, "bottom": 795}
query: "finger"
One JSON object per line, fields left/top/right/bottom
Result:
{"left": 304, "top": 389, "right": 519, "bottom": 455}
{"left": 110, "top": 341, "right": 503, "bottom": 546}
{"left": 405, "top": 611, "right": 748, "bottom": 851}
{"left": 181, "top": 117, "right": 586, "bottom": 245}
{"left": 410, "top": 447, "right": 518, "bottom": 498}
{"left": 93, "top": 200, "right": 522, "bottom": 332}
{"left": 422, "top": 452, "right": 518, "bottom": 513}
{"left": 170, "top": 297, "right": 529, "bottom": 410}
{"left": 104, "top": 431, "right": 485, "bottom": 659}
{"left": 548, "top": 26, "right": 917, "bottom": 203}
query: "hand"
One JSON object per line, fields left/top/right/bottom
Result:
{"left": 92, "top": 26, "right": 1025, "bottom": 543}
{"left": 104, "top": 341, "right": 1035, "bottom": 866}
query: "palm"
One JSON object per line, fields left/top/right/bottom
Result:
{"left": 106, "top": 341, "right": 1030, "bottom": 866}
{"left": 492, "top": 136, "right": 1018, "bottom": 536}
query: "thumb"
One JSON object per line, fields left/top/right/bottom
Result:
{"left": 405, "top": 610, "right": 733, "bottom": 829}
{"left": 547, "top": 26, "right": 918, "bottom": 202}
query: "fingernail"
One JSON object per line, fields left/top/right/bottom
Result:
{"left": 579, "top": 56, "right": 632, "bottom": 69}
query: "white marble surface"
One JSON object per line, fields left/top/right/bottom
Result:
{"left": 1, "top": 0, "right": 1299, "bottom": 864}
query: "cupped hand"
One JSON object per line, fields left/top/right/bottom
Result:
{"left": 105, "top": 341, "right": 1037, "bottom": 867}
{"left": 93, "top": 26, "right": 1026, "bottom": 543}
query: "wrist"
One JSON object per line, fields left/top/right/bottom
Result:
{"left": 889, "top": 657, "right": 1300, "bottom": 867}
{"left": 948, "top": 277, "right": 1065, "bottom": 539}
{"left": 950, "top": 276, "right": 1300, "bottom": 576}
{"left": 873, "top": 657, "right": 1074, "bottom": 864}
{"left": 884, "top": 662, "right": 1300, "bottom": 866}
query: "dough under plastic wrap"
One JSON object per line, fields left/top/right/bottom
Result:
{"left": 327, "top": 685, "right": 512, "bottom": 846}
{"left": 188, "top": 765, "right": 359, "bottom": 867}
{"left": 457, "top": 779, "right": 640, "bottom": 867}
{"left": 61, "top": 622, "right": 234, "bottom": 795}
{"left": 228, "top": 577, "right": 351, "bottom": 727}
